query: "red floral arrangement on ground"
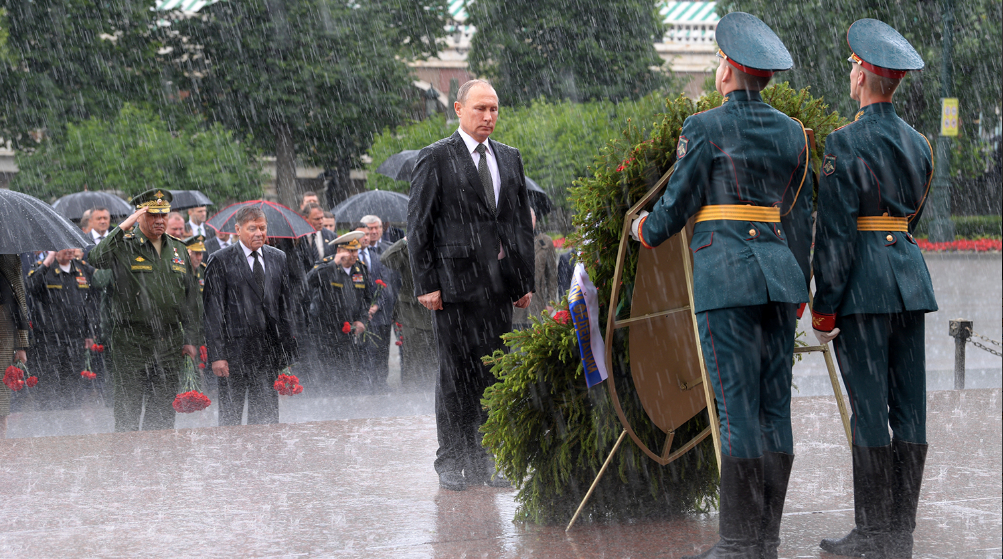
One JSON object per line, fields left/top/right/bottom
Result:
{"left": 274, "top": 372, "right": 304, "bottom": 396}
{"left": 173, "top": 390, "right": 212, "bottom": 413}
{"left": 4, "top": 363, "right": 37, "bottom": 391}
{"left": 553, "top": 310, "right": 572, "bottom": 325}
{"left": 916, "top": 238, "right": 1002, "bottom": 252}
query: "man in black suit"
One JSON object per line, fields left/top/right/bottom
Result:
{"left": 408, "top": 79, "right": 535, "bottom": 491}
{"left": 202, "top": 206, "right": 296, "bottom": 426}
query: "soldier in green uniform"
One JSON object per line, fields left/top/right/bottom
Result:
{"left": 811, "top": 20, "right": 935, "bottom": 559}
{"left": 88, "top": 189, "right": 203, "bottom": 431}
{"left": 304, "top": 232, "right": 372, "bottom": 392}
{"left": 184, "top": 235, "right": 208, "bottom": 294}
{"left": 630, "top": 13, "right": 812, "bottom": 559}
{"left": 25, "top": 249, "right": 97, "bottom": 408}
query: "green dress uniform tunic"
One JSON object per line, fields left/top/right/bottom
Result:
{"left": 812, "top": 103, "right": 936, "bottom": 448}
{"left": 88, "top": 227, "right": 203, "bottom": 431}
{"left": 639, "top": 89, "right": 813, "bottom": 459}
{"left": 25, "top": 259, "right": 97, "bottom": 408}
{"left": 305, "top": 257, "right": 372, "bottom": 389}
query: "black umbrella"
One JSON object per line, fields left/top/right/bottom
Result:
{"left": 0, "top": 189, "right": 94, "bottom": 253}
{"left": 52, "top": 191, "right": 133, "bottom": 221}
{"left": 332, "top": 190, "right": 410, "bottom": 226}
{"left": 206, "top": 200, "right": 314, "bottom": 238}
{"left": 168, "top": 190, "right": 214, "bottom": 212}
{"left": 375, "top": 150, "right": 421, "bottom": 182}
{"left": 524, "top": 176, "right": 554, "bottom": 216}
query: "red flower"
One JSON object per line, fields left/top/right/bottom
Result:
{"left": 89, "top": 343, "right": 105, "bottom": 353}
{"left": 198, "top": 362, "right": 206, "bottom": 369}
{"left": 80, "top": 370, "right": 97, "bottom": 380}
{"left": 172, "top": 390, "right": 212, "bottom": 413}
{"left": 25, "top": 376, "right": 38, "bottom": 388}
{"left": 342, "top": 322, "right": 352, "bottom": 334}
{"left": 273, "top": 373, "right": 304, "bottom": 396}
{"left": 395, "top": 340, "right": 403, "bottom": 346}
{"left": 553, "top": 310, "right": 572, "bottom": 325}
{"left": 4, "top": 365, "right": 26, "bottom": 391}
{"left": 375, "top": 279, "right": 387, "bottom": 288}
{"left": 199, "top": 345, "right": 208, "bottom": 363}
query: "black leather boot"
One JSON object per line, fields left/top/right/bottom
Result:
{"left": 887, "top": 440, "right": 927, "bottom": 558}
{"left": 820, "top": 444, "right": 894, "bottom": 558}
{"left": 684, "top": 455, "right": 764, "bottom": 559}
{"left": 760, "top": 452, "right": 794, "bottom": 559}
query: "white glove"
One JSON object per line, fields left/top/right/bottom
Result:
{"left": 630, "top": 210, "right": 649, "bottom": 242}
{"left": 813, "top": 327, "right": 840, "bottom": 346}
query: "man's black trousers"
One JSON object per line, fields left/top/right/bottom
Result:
{"left": 432, "top": 293, "right": 512, "bottom": 476}
{"left": 217, "top": 337, "right": 282, "bottom": 426}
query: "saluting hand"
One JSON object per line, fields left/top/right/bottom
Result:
{"left": 119, "top": 207, "right": 148, "bottom": 231}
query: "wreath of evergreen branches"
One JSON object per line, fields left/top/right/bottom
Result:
{"left": 482, "top": 83, "right": 845, "bottom": 525}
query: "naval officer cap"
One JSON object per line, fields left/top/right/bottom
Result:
{"left": 715, "top": 12, "right": 793, "bottom": 77}
{"left": 328, "top": 231, "right": 365, "bottom": 251}
{"left": 131, "top": 189, "right": 172, "bottom": 214}
{"left": 847, "top": 18, "right": 924, "bottom": 79}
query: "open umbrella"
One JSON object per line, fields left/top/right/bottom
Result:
{"left": 52, "top": 191, "right": 133, "bottom": 221}
{"left": 332, "top": 190, "right": 410, "bottom": 226}
{"left": 375, "top": 150, "right": 421, "bottom": 182}
{"left": 168, "top": 190, "right": 214, "bottom": 212}
{"left": 206, "top": 200, "right": 314, "bottom": 238}
{"left": 0, "top": 190, "right": 94, "bottom": 253}
{"left": 523, "top": 176, "right": 554, "bottom": 216}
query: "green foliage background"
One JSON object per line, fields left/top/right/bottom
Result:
{"left": 12, "top": 103, "right": 265, "bottom": 204}
{"left": 367, "top": 93, "right": 667, "bottom": 217}
{"left": 466, "top": 0, "right": 669, "bottom": 105}
{"left": 480, "top": 83, "right": 845, "bottom": 524}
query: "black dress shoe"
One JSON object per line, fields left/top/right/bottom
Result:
{"left": 438, "top": 470, "right": 466, "bottom": 491}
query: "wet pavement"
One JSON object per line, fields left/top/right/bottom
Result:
{"left": 1, "top": 388, "right": 999, "bottom": 558}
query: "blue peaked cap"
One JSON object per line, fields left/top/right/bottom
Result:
{"left": 716, "top": 12, "right": 793, "bottom": 74}
{"left": 848, "top": 19, "right": 924, "bottom": 75}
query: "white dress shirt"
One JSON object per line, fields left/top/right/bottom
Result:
{"left": 458, "top": 127, "right": 501, "bottom": 205}
{"left": 189, "top": 221, "right": 207, "bottom": 237}
{"left": 90, "top": 229, "right": 109, "bottom": 244}
{"left": 239, "top": 241, "right": 265, "bottom": 273}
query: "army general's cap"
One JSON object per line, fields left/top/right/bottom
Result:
{"left": 329, "top": 231, "right": 364, "bottom": 251}
{"left": 184, "top": 234, "right": 206, "bottom": 252}
{"left": 847, "top": 19, "right": 924, "bottom": 79}
{"left": 131, "top": 189, "right": 172, "bottom": 214}
{"left": 715, "top": 12, "right": 793, "bottom": 77}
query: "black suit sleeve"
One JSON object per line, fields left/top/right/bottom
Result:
{"left": 202, "top": 252, "right": 228, "bottom": 363}
{"left": 407, "top": 146, "right": 441, "bottom": 296}
{"left": 274, "top": 251, "right": 297, "bottom": 363}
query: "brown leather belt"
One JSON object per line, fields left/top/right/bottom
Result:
{"left": 693, "top": 205, "right": 780, "bottom": 223}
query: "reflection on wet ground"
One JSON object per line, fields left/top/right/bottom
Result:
{"left": 1, "top": 389, "right": 999, "bottom": 558}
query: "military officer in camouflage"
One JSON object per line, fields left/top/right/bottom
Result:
{"left": 630, "top": 12, "right": 812, "bottom": 559}
{"left": 812, "top": 20, "right": 936, "bottom": 559}
{"left": 304, "top": 232, "right": 372, "bottom": 392}
{"left": 89, "top": 189, "right": 203, "bottom": 431}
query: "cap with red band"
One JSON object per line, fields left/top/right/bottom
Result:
{"left": 714, "top": 12, "right": 793, "bottom": 78}
{"left": 847, "top": 18, "right": 924, "bottom": 78}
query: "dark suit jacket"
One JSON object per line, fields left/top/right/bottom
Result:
{"left": 297, "top": 229, "right": 338, "bottom": 273}
{"left": 202, "top": 243, "right": 296, "bottom": 367}
{"left": 407, "top": 131, "right": 535, "bottom": 303}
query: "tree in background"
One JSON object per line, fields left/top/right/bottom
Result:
{"left": 717, "top": 0, "right": 1002, "bottom": 185}
{"left": 368, "top": 93, "right": 667, "bottom": 228}
{"left": 12, "top": 103, "right": 264, "bottom": 203}
{"left": 467, "top": 0, "right": 670, "bottom": 105}
{"left": 0, "top": 0, "right": 163, "bottom": 148}
{"left": 172, "top": 0, "right": 448, "bottom": 208}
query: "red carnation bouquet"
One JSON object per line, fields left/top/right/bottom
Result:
{"left": 4, "top": 362, "right": 38, "bottom": 391}
{"left": 80, "top": 346, "right": 98, "bottom": 381}
{"left": 172, "top": 355, "right": 212, "bottom": 413}
{"left": 273, "top": 368, "right": 304, "bottom": 396}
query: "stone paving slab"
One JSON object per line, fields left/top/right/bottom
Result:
{"left": 1, "top": 389, "right": 1000, "bottom": 558}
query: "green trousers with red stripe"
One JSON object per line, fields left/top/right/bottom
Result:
{"left": 697, "top": 302, "right": 797, "bottom": 458}
{"left": 833, "top": 311, "right": 927, "bottom": 447}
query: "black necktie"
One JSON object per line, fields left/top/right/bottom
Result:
{"left": 251, "top": 251, "right": 264, "bottom": 291}
{"left": 475, "top": 143, "right": 496, "bottom": 214}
